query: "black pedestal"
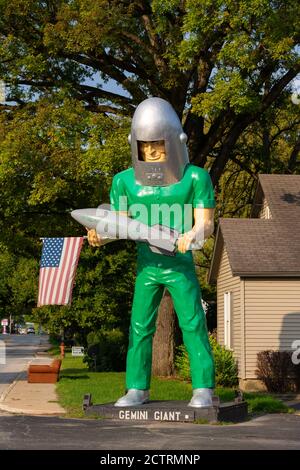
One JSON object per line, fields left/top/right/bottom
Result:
{"left": 83, "top": 395, "right": 248, "bottom": 423}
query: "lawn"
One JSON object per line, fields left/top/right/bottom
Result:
{"left": 56, "top": 354, "right": 292, "bottom": 418}
{"left": 56, "top": 354, "right": 196, "bottom": 417}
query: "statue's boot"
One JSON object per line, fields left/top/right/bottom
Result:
{"left": 188, "top": 388, "right": 213, "bottom": 407}
{"left": 114, "top": 389, "right": 150, "bottom": 407}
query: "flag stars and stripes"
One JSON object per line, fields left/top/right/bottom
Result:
{"left": 38, "top": 237, "right": 83, "bottom": 307}
{"left": 41, "top": 238, "right": 64, "bottom": 268}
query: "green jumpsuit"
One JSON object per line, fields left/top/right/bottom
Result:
{"left": 110, "top": 164, "right": 216, "bottom": 390}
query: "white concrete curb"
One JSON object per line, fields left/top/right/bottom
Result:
{"left": 0, "top": 402, "right": 65, "bottom": 416}
{"left": 0, "top": 348, "right": 66, "bottom": 416}
{"left": 0, "top": 370, "right": 26, "bottom": 403}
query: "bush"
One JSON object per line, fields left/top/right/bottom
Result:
{"left": 83, "top": 329, "right": 127, "bottom": 372}
{"left": 175, "top": 334, "right": 239, "bottom": 388}
{"left": 210, "top": 335, "right": 239, "bottom": 387}
{"left": 175, "top": 345, "right": 191, "bottom": 381}
{"left": 293, "top": 361, "right": 300, "bottom": 392}
{"left": 256, "top": 350, "right": 300, "bottom": 393}
{"left": 246, "top": 395, "right": 290, "bottom": 414}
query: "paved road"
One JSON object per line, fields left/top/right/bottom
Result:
{"left": 0, "top": 412, "right": 299, "bottom": 450}
{"left": 0, "top": 334, "right": 50, "bottom": 398}
{"left": 0, "top": 335, "right": 299, "bottom": 452}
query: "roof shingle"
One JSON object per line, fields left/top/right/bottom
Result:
{"left": 208, "top": 174, "right": 300, "bottom": 282}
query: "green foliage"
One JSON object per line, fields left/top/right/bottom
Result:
{"left": 57, "top": 355, "right": 195, "bottom": 417}
{"left": 0, "top": 94, "right": 134, "bottom": 338}
{"left": 0, "top": 0, "right": 299, "bottom": 346}
{"left": 175, "top": 345, "right": 191, "bottom": 381}
{"left": 214, "top": 387, "right": 236, "bottom": 402}
{"left": 0, "top": 0, "right": 298, "bottom": 183}
{"left": 244, "top": 394, "right": 290, "bottom": 414}
{"left": 193, "top": 237, "right": 216, "bottom": 302}
{"left": 192, "top": 71, "right": 260, "bottom": 117}
{"left": 0, "top": 244, "right": 38, "bottom": 321}
{"left": 57, "top": 355, "right": 291, "bottom": 417}
{"left": 175, "top": 334, "right": 239, "bottom": 387}
{"left": 0, "top": 96, "right": 130, "bottom": 248}
{"left": 33, "top": 240, "right": 136, "bottom": 341}
{"left": 83, "top": 328, "right": 127, "bottom": 372}
{"left": 217, "top": 95, "right": 300, "bottom": 222}
{"left": 210, "top": 335, "right": 239, "bottom": 387}
{"left": 256, "top": 350, "right": 300, "bottom": 393}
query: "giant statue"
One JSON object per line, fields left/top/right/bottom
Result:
{"left": 84, "top": 97, "right": 216, "bottom": 407}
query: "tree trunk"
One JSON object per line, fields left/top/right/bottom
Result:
{"left": 152, "top": 289, "right": 175, "bottom": 376}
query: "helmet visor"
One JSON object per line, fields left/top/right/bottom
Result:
{"left": 137, "top": 140, "right": 167, "bottom": 163}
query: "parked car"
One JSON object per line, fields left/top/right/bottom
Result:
{"left": 26, "top": 327, "right": 35, "bottom": 334}
{"left": 18, "top": 327, "right": 27, "bottom": 335}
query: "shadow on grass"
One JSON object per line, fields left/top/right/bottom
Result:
{"left": 60, "top": 367, "right": 90, "bottom": 375}
{"left": 60, "top": 375, "right": 90, "bottom": 380}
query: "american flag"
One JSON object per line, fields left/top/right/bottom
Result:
{"left": 37, "top": 237, "right": 84, "bottom": 307}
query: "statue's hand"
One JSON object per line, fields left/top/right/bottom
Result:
{"left": 86, "top": 228, "right": 102, "bottom": 247}
{"left": 177, "top": 230, "right": 195, "bottom": 253}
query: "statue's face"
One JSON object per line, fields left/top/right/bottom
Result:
{"left": 138, "top": 140, "right": 166, "bottom": 162}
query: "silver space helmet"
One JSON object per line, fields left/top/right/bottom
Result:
{"left": 128, "top": 97, "right": 189, "bottom": 186}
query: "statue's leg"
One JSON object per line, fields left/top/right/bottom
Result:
{"left": 125, "top": 266, "right": 164, "bottom": 390}
{"left": 164, "top": 266, "right": 215, "bottom": 389}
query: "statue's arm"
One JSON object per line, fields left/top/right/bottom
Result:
{"left": 177, "top": 207, "right": 215, "bottom": 253}
{"left": 86, "top": 211, "right": 128, "bottom": 247}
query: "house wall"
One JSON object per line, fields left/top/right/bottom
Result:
{"left": 258, "top": 197, "right": 272, "bottom": 219}
{"left": 216, "top": 247, "right": 242, "bottom": 374}
{"left": 244, "top": 278, "right": 300, "bottom": 379}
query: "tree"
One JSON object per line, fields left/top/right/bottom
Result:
{"left": 0, "top": 246, "right": 15, "bottom": 320}
{"left": 0, "top": 0, "right": 299, "bottom": 374}
{"left": 0, "top": 95, "right": 136, "bottom": 345}
{"left": 33, "top": 241, "right": 136, "bottom": 345}
{"left": 217, "top": 92, "right": 300, "bottom": 222}
{"left": 0, "top": 244, "right": 38, "bottom": 324}
{"left": 0, "top": 0, "right": 298, "bottom": 181}
{"left": 0, "top": 95, "right": 131, "bottom": 253}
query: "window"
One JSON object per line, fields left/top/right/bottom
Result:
{"left": 224, "top": 291, "right": 232, "bottom": 349}
{"left": 137, "top": 140, "right": 166, "bottom": 162}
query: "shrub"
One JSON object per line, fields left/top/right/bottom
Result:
{"left": 210, "top": 335, "right": 239, "bottom": 387}
{"left": 246, "top": 395, "right": 290, "bottom": 414}
{"left": 83, "top": 328, "right": 127, "bottom": 372}
{"left": 174, "top": 345, "right": 191, "bottom": 381}
{"left": 256, "top": 350, "right": 300, "bottom": 393}
{"left": 293, "top": 361, "right": 300, "bottom": 392}
{"left": 175, "top": 334, "right": 239, "bottom": 388}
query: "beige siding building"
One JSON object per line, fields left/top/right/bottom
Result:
{"left": 208, "top": 175, "right": 300, "bottom": 390}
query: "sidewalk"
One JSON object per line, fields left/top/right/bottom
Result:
{"left": 0, "top": 351, "right": 66, "bottom": 416}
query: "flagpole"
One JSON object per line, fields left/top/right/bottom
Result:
{"left": 39, "top": 236, "right": 88, "bottom": 240}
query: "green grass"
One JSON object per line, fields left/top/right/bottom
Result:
{"left": 48, "top": 345, "right": 61, "bottom": 356}
{"left": 214, "top": 387, "right": 235, "bottom": 402}
{"left": 57, "top": 354, "right": 195, "bottom": 417}
{"left": 194, "top": 418, "right": 210, "bottom": 424}
{"left": 56, "top": 354, "right": 294, "bottom": 418}
{"left": 47, "top": 336, "right": 61, "bottom": 357}
{"left": 243, "top": 392, "right": 292, "bottom": 414}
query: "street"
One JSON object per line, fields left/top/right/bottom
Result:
{"left": 0, "top": 413, "right": 299, "bottom": 450}
{"left": 0, "top": 334, "right": 299, "bottom": 451}
{"left": 0, "top": 333, "right": 50, "bottom": 398}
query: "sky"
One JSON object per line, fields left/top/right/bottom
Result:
{"left": 0, "top": 69, "right": 299, "bottom": 104}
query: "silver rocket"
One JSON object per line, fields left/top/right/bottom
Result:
{"left": 71, "top": 205, "right": 204, "bottom": 255}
